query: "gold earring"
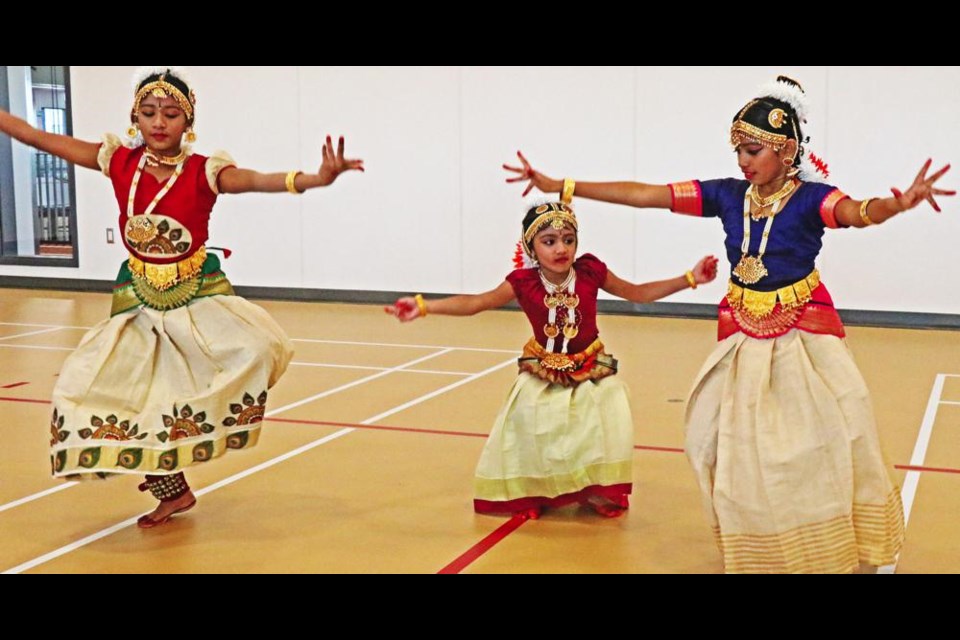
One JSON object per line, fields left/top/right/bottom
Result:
{"left": 127, "top": 124, "right": 138, "bottom": 138}
{"left": 185, "top": 128, "right": 197, "bottom": 144}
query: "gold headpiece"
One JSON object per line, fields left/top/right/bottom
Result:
{"left": 131, "top": 71, "right": 196, "bottom": 123}
{"left": 522, "top": 202, "right": 578, "bottom": 258}
{"left": 730, "top": 98, "right": 800, "bottom": 154}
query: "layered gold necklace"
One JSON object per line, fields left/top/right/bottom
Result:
{"left": 732, "top": 180, "right": 800, "bottom": 285}
{"left": 540, "top": 268, "right": 580, "bottom": 352}
{"left": 144, "top": 147, "right": 189, "bottom": 168}
{"left": 747, "top": 178, "right": 797, "bottom": 221}
{"left": 125, "top": 151, "right": 188, "bottom": 245}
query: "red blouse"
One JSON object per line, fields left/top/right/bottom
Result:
{"left": 506, "top": 253, "right": 608, "bottom": 354}
{"left": 108, "top": 146, "right": 220, "bottom": 265}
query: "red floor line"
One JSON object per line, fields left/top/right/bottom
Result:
{"left": 0, "top": 396, "right": 48, "bottom": 405}
{"left": 268, "top": 417, "right": 689, "bottom": 452}
{"left": 437, "top": 514, "right": 529, "bottom": 574}
{"left": 635, "top": 444, "right": 684, "bottom": 453}
{"left": 0, "top": 397, "right": 684, "bottom": 449}
{"left": 3, "top": 397, "right": 947, "bottom": 471}
{"left": 1, "top": 381, "right": 29, "bottom": 389}
{"left": 895, "top": 464, "right": 960, "bottom": 475}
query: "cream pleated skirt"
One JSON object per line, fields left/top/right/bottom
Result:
{"left": 685, "top": 329, "right": 904, "bottom": 573}
{"left": 474, "top": 372, "right": 634, "bottom": 514}
{"left": 50, "top": 294, "right": 292, "bottom": 478}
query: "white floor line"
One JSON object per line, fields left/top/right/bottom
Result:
{"left": 901, "top": 374, "right": 946, "bottom": 527}
{"left": 879, "top": 373, "right": 947, "bottom": 575}
{"left": 0, "top": 336, "right": 519, "bottom": 356}
{"left": 0, "top": 321, "right": 518, "bottom": 354}
{"left": 263, "top": 349, "right": 454, "bottom": 417}
{"left": 3, "top": 355, "right": 516, "bottom": 574}
{"left": 289, "top": 361, "right": 472, "bottom": 376}
{"left": 0, "top": 350, "right": 452, "bottom": 522}
{"left": 0, "top": 344, "right": 73, "bottom": 352}
{"left": 0, "top": 482, "right": 78, "bottom": 515}
{"left": 0, "top": 327, "right": 64, "bottom": 342}
{"left": 291, "top": 337, "right": 518, "bottom": 354}
{"left": 360, "top": 358, "right": 516, "bottom": 424}
{"left": 0, "top": 322, "right": 90, "bottom": 330}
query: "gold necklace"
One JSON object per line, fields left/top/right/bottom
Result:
{"left": 127, "top": 152, "right": 187, "bottom": 229}
{"left": 540, "top": 269, "right": 579, "bottom": 314}
{"left": 540, "top": 268, "right": 581, "bottom": 348}
{"left": 747, "top": 178, "right": 797, "bottom": 220}
{"left": 732, "top": 189, "right": 787, "bottom": 285}
{"left": 539, "top": 268, "right": 574, "bottom": 294}
{"left": 144, "top": 147, "right": 188, "bottom": 168}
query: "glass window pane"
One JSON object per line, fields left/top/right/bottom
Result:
{"left": 0, "top": 65, "right": 78, "bottom": 264}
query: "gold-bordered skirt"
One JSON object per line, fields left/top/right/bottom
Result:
{"left": 49, "top": 253, "right": 293, "bottom": 479}
{"left": 474, "top": 338, "right": 634, "bottom": 514}
{"left": 685, "top": 328, "right": 904, "bottom": 573}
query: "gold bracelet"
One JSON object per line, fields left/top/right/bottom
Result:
{"left": 859, "top": 197, "right": 876, "bottom": 226}
{"left": 561, "top": 178, "right": 576, "bottom": 204}
{"left": 285, "top": 170, "right": 304, "bottom": 195}
{"left": 414, "top": 294, "right": 428, "bottom": 317}
{"left": 685, "top": 271, "right": 697, "bottom": 289}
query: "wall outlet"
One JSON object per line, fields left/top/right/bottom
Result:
{"left": 106, "top": 228, "right": 115, "bottom": 244}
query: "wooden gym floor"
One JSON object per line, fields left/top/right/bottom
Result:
{"left": 0, "top": 288, "right": 957, "bottom": 573}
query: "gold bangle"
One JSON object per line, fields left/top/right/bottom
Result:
{"left": 414, "top": 294, "right": 428, "bottom": 317}
{"left": 685, "top": 271, "right": 697, "bottom": 289}
{"left": 561, "top": 178, "right": 576, "bottom": 204}
{"left": 859, "top": 197, "right": 876, "bottom": 226}
{"left": 285, "top": 170, "right": 304, "bottom": 195}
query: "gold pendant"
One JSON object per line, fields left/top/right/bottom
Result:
{"left": 563, "top": 325, "right": 579, "bottom": 340}
{"left": 750, "top": 205, "right": 775, "bottom": 222}
{"left": 544, "top": 324, "right": 560, "bottom": 339}
{"left": 563, "top": 293, "right": 579, "bottom": 309}
{"left": 541, "top": 352, "right": 576, "bottom": 372}
{"left": 544, "top": 294, "right": 560, "bottom": 309}
{"left": 126, "top": 217, "right": 158, "bottom": 244}
{"left": 733, "top": 255, "right": 768, "bottom": 285}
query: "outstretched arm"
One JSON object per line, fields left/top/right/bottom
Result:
{"left": 219, "top": 135, "right": 364, "bottom": 195}
{"left": 503, "top": 150, "right": 673, "bottom": 209}
{"left": 0, "top": 108, "right": 100, "bottom": 171}
{"left": 601, "top": 255, "right": 719, "bottom": 304}
{"left": 835, "top": 159, "right": 954, "bottom": 227}
{"left": 385, "top": 281, "right": 517, "bottom": 322}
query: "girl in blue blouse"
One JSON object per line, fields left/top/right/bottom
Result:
{"left": 504, "top": 75, "right": 953, "bottom": 573}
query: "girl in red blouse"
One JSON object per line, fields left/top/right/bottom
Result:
{"left": 387, "top": 197, "right": 718, "bottom": 519}
{"left": 0, "top": 66, "right": 364, "bottom": 528}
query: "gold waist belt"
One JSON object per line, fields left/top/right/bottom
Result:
{"left": 129, "top": 246, "right": 207, "bottom": 291}
{"left": 727, "top": 269, "right": 820, "bottom": 319}
{"left": 518, "top": 337, "right": 616, "bottom": 387}
{"left": 523, "top": 337, "right": 604, "bottom": 372}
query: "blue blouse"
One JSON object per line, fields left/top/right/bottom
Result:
{"left": 671, "top": 178, "right": 849, "bottom": 291}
